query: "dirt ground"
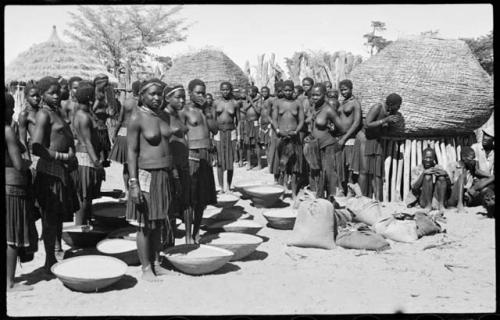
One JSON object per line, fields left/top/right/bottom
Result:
{"left": 7, "top": 161, "right": 496, "bottom": 316}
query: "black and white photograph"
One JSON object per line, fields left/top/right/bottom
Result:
{"left": 3, "top": 3, "right": 495, "bottom": 317}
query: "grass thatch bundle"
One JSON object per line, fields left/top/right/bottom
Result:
{"left": 162, "top": 49, "right": 250, "bottom": 95}
{"left": 347, "top": 36, "right": 493, "bottom": 137}
{"left": 5, "top": 26, "right": 117, "bottom": 84}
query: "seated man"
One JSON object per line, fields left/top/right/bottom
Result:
{"left": 447, "top": 146, "right": 495, "bottom": 217}
{"left": 406, "top": 148, "right": 451, "bottom": 212}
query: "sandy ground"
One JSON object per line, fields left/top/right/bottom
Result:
{"left": 7, "top": 161, "right": 496, "bottom": 316}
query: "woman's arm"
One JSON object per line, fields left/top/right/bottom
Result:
{"left": 6, "top": 126, "right": 29, "bottom": 171}
{"left": 32, "top": 110, "right": 57, "bottom": 160}
{"left": 271, "top": 100, "right": 280, "bottom": 134}
{"left": 339, "top": 101, "right": 361, "bottom": 146}
{"left": 364, "top": 103, "right": 385, "bottom": 129}
{"left": 295, "top": 101, "right": 305, "bottom": 134}
{"left": 76, "top": 112, "right": 101, "bottom": 165}
{"left": 17, "top": 111, "right": 31, "bottom": 160}
{"left": 126, "top": 112, "right": 142, "bottom": 204}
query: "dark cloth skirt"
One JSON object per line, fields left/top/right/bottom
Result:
{"left": 268, "top": 134, "right": 281, "bottom": 174}
{"left": 6, "top": 186, "right": 39, "bottom": 249}
{"left": 109, "top": 135, "right": 127, "bottom": 164}
{"left": 244, "top": 121, "right": 259, "bottom": 145}
{"left": 126, "top": 168, "right": 173, "bottom": 229}
{"left": 171, "top": 166, "right": 191, "bottom": 218}
{"left": 277, "top": 135, "right": 303, "bottom": 174}
{"left": 35, "top": 171, "right": 80, "bottom": 223}
{"left": 215, "top": 130, "right": 235, "bottom": 171}
{"left": 189, "top": 148, "right": 217, "bottom": 208}
{"left": 364, "top": 138, "right": 384, "bottom": 177}
{"left": 238, "top": 121, "right": 246, "bottom": 142}
{"left": 258, "top": 124, "right": 271, "bottom": 146}
{"left": 318, "top": 144, "right": 338, "bottom": 198}
{"left": 76, "top": 165, "right": 104, "bottom": 201}
{"left": 96, "top": 127, "right": 111, "bottom": 154}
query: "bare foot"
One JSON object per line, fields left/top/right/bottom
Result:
{"left": 141, "top": 266, "right": 162, "bottom": 282}
{"left": 154, "top": 264, "right": 174, "bottom": 276}
{"left": 7, "top": 283, "right": 34, "bottom": 292}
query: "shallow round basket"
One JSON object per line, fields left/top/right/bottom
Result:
{"left": 262, "top": 208, "right": 297, "bottom": 230}
{"left": 233, "top": 181, "right": 265, "bottom": 199}
{"left": 96, "top": 238, "right": 140, "bottom": 265}
{"left": 163, "top": 244, "right": 233, "bottom": 275}
{"left": 244, "top": 185, "right": 285, "bottom": 208}
{"left": 62, "top": 225, "right": 108, "bottom": 248}
{"left": 106, "top": 226, "right": 137, "bottom": 241}
{"left": 215, "top": 194, "right": 240, "bottom": 208}
{"left": 207, "top": 220, "right": 263, "bottom": 235}
{"left": 92, "top": 200, "right": 129, "bottom": 228}
{"left": 199, "top": 232, "right": 263, "bottom": 261}
{"left": 51, "top": 255, "right": 127, "bottom": 292}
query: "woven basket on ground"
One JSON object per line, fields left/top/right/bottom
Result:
{"left": 5, "top": 26, "right": 117, "bottom": 84}
{"left": 347, "top": 36, "right": 493, "bottom": 138}
{"left": 162, "top": 49, "right": 250, "bottom": 95}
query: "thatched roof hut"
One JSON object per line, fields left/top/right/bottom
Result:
{"left": 347, "top": 36, "right": 493, "bottom": 138}
{"left": 5, "top": 26, "right": 117, "bottom": 84}
{"left": 162, "top": 49, "right": 250, "bottom": 95}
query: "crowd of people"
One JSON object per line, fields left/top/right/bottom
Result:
{"left": 5, "top": 74, "right": 495, "bottom": 289}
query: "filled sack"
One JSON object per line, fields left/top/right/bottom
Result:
{"left": 346, "top": 196, "right": 392, "bottom": 226}
{"left": 336, "top": 228, "right": 391, "bottom": 251}
{"left": 373, "top": 216, "right": 418, "bottom": 243}
{"left": 414, "top": 211, "right": 442, "bottom": 238}
{"left": 288, "top": 198, "right": 336, "bottom": 250}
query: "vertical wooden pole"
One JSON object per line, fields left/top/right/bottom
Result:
{"left": 391, "top": 140, "right": 399, "bottom": 202}
{"left": 434, "top": 139, "right": 443, "bottom": 165}
{"left": 440, "top": 139, "right": 448, "bottom": 169}
{"left": 402, "top": 139, "right": 412, "bottom": 202}
{"left": 416, "top": 140, "right": 422, "bottom": 166}
{"left": 383, "top": 139, "right": 393, "bottom": 203}
{"left": 456, "top": 137, "right": 462, "bottom": 161}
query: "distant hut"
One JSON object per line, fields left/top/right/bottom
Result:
{"left": 162, "top": 49, "right": 250, "bottom": 96}
{"left": 346, "top": 36, "right": 494, "bottom": 202}
{"left": 5, "top": 26, "right": 117, "bottom": 84}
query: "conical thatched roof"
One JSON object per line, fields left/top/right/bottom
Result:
{"left": 347, "top": 37, "right": 493, "bottom": 137}
{"left": 162, "top": 49, "right": 250, "bottom": 95}
{"left": 5, "top": 26, "right": 118, "bottom": 84}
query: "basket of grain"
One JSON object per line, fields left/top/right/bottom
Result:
{"left": 51, "top": 255, "right": 127, "bottom": 292}
{"left": 262, "top": 208, "right": 297, "bottom": 230}
{"left": 92, "top": 198, "right": 129, "bottom": 228}
{"left": 244, "top": 185, "right": 285, "bottom": 208}
{"left": 215, "top": 194, "right": 240, "bottom": 208}
{"left": 199, "top": 232, "right": 263, "bottom": 261}
{"left": 96, "top": 238, "right": 139, "bottom": 265}
{"left": 163, "top": 244, "right": 234, "bottom": 275}
{"left": 206, "top": 220, "right": 263, "bottom": 235}
{"left": 233, "top": 181, "right": 266, "bottom": 199}
{"left": 62, "top": 225, "right": 108, "bottom": 248}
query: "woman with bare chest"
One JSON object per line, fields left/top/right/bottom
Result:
{"left": 180, "top": 79, "right": 217, "bottom": 243}
{"left": 18, "top": 83, "right": 41, "bottom": 169}
{"left": 213, "top": 82, "right": 240, "bottom": 192}
{"left": 306, "top": 83, "right": 340, "bottom": 199}
{"left": 127, "top": 79, "right": 176, "bottom": 281}
{"left": 92, "top": 74, "right": 112, "bottom": 167}
{"left": 31, "top": 76, "right": 80, "bottom": 272}
{"left": 272, "top": 80, "right": 305, "bottom": 200}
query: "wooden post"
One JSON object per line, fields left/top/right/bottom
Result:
{"left": 456, "top": 137, "right": 462, "bottom": 161}
{"left": 434, "top": 139, "right": 442, "bottom": 165}
{"left": 440, "top": 139, "right": 448, "bottom": 169}
{"left": 391, "top": 140, "right": 399, "bottom": 202}
{"left": 416, "top": 140, "right": 422, "bottom": 166}
{"left": 402, "top": 139, "right": 412, "bottom": 202}
{"left": 411, "top": 140, "right": 417, "bottom": 170}
{"left": 383, "top": 139, "right": 394, "bottom": 203}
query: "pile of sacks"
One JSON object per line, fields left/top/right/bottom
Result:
{"left": 288, "top": 191, "right": 443, "bottom": 251}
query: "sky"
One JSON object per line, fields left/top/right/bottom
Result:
{"left": 4, "top": 4, "right": 493, "bottom": 73}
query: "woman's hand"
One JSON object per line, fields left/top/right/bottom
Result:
{"left": 129, "top": 180, "right": 143, "bottom": 205}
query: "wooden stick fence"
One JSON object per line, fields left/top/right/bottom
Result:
{"left": 380, "top": 134, "right": 476, "bottom": 203}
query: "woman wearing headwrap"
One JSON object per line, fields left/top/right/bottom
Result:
{"left": 163, "top": 84, "right": 191, "bottom": 244}
{"left": 31, "top": 76, "right": 79, "bottom": 271}
{"left": 92, "top": 74, "right": 112, "bottom": 167}
{"left": 5, "top": 93, "right": 38, "bottom": 292}
{"left": 272, "top": 80, "right": 305, "bottom": 200}
{"left": 180, "top": 79, "right": 218, "bottom": 243}
{"left": 126, "top": 79, "right": 175, "bottom": 281}
{"left": 73, "top": 81, "right": 106, "bottom": 225}
{"left": 362, "top": 93, "right": 403, "bottom": 201}
{"left": 305, "top": 83, "right": 340, "bottom": 199}
{"left": 109, "top": 80, "right": 142, "bottom": 194}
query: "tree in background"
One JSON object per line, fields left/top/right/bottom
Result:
{"left": 65, "top": 5, "right": 189, "bottom": 86}
{"left": 284, "top": 51, "right": 363, "bottom": 89}
{"left": 461, "top": 31, "right": 493, "bottom": 76}
{"left": 363, "top": 21, "right": 392, "bottom": 56}
{"left": 245, "top": 53, "right": 285, "bottom": 91}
